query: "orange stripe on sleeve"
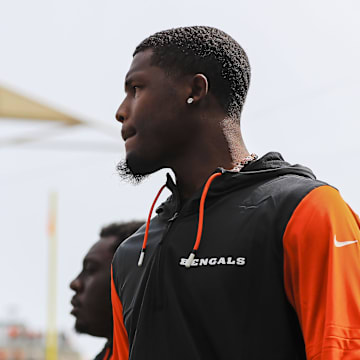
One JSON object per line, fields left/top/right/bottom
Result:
{"left": 283, "top": 185, "right": 360, "bottom": 360}
{"left": 111, "top": 266, "right": 129, "bottom": 360}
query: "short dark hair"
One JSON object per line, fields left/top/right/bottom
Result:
{"left": 100, "top": 221, "right": 144, "bottom": 253}
{"left": 134, "top": 26, "right": 251, "bottom": 119}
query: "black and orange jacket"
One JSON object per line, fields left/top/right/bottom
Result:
{"left": 111, "top": 152, "right": 360, "bottom": 359}
{"left": 94, "top": 341, "right": 113, "bottom": 360}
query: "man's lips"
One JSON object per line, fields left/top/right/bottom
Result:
{"left": 121, "top": 127, "right": 136, "bottom": 142}
{"left": 70, "top": 297, "right": 81, "bottom": 315}
{"left": 70, "top": 308, "right": 78, "bottom": 316}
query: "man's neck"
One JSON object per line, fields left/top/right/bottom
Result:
{"left": 170, "top": 110, "right": 248, "bottom": 202}
{"left": 172, "top": 144, "right": 248, "bottom": 203}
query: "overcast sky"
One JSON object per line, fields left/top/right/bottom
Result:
{"left": 1, "top": 0, "right": 360, "bottom": 358}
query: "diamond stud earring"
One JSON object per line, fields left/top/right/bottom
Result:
{"left": 187, "top": 97, "right": 194, "bottom": 104}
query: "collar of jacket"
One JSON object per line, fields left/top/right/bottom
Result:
{"left": 155, "top": 152, "right": 316, "bottom": 219}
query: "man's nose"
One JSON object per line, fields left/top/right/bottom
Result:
{"left": 70, "top": 276, "right": 82, "bottom": 292}
{"left": 116, "top": 100, "right": 128, "bottom": 123}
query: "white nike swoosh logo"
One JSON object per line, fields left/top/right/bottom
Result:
{"left": 334, "top": 235, "right": 358, "bottom": 247}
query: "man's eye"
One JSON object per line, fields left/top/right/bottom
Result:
{"left": 84, "top": 264, "right": 97, "bottom": 273}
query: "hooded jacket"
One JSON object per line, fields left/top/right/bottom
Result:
{"left": 111, "top": 152, "right": 360, "bottom": 360}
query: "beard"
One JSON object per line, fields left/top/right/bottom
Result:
{"left": 116, "top": 158, "right": 149, "bottom": 185}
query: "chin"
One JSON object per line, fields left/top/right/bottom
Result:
{"left": 117, "top": 152, "right": 161, "bottom": 184}
{"left": 75, "top": 320, "right": 88, "bottom": 335}
{"left": 127, "top": 150, "right": 164, "bottom": 175}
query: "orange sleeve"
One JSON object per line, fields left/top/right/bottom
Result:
{"left": 283, "top": 185, "right": 360, "bottom": 360}
{"left": 111, "top": 266, "right": 129, "bottom": 360}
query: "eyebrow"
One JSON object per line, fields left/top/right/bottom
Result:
{"left": 124, "top": 76, "right": 134, "bottom": 88}
{"left": 124, "top": 71, "right": 146, "bottom": 89}
{"left": 82, "top": 257, "right": 98, "bottom": 266}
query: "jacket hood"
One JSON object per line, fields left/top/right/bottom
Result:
{"left": 241, "top": 151, "right": 315, "bottom": 177}
{"left": 157, "top": 152, "right": 316, "bottom": 217}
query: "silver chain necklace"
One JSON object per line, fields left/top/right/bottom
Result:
{"left": 230, "top": 153, "right": 258, "bottom": 172}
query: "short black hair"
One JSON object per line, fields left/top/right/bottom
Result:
{"left": 100, "top": 221, "right": 144, "bottom": 253}
{"left": 134, "top": 26, "right": 251, "bottom": 119}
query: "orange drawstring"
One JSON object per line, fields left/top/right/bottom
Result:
{"left": 138, "top": 184, "right": 166, "bottom": 266}
{"left": 185, "top": 172, "right": 222, "bottom": 268}
{"left": 138, "top": 172, "right": 222, "bottom": 268}
{"left": 103, "top": 347, "right": 111, "bottom": 360}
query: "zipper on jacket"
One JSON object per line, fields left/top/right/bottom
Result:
{"left": 152, "top": 211, "right": 181, "bottom": 310}
{"left": 159, "top": 211, "right": 179, "bottom": 245}
{"left": 168, "top": 212, "right": 179, "bottom": 222}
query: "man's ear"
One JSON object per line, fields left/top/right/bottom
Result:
{"left": 187, "top": 74, "right": 209, "bottom": 104}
